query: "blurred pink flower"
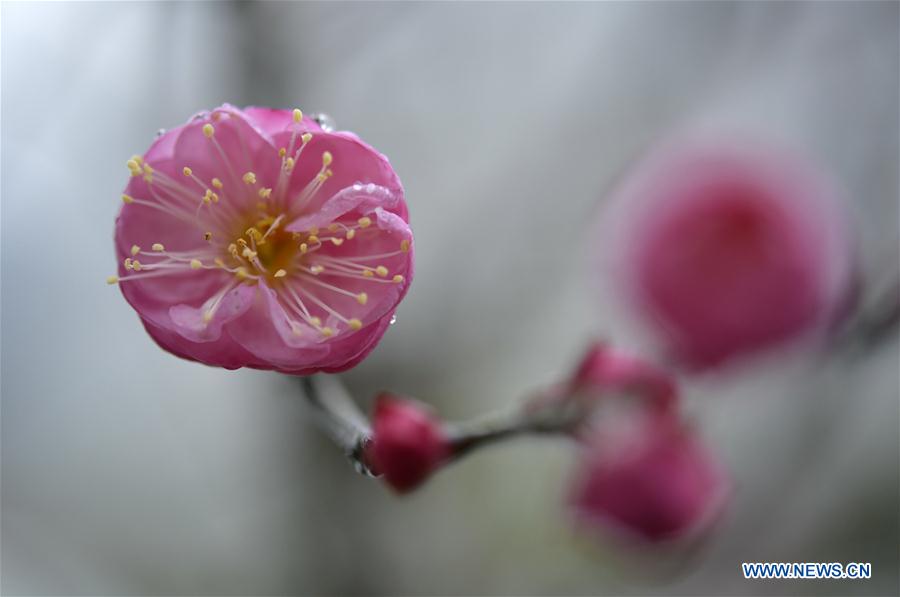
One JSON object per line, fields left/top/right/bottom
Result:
{"left": 607, "top": 138, "right": 854, "bottom": 368}
{"left": 568, "top": 410, "right": 730, "bottom": 544}
{"left": 366, "top": 394, "right": 449, "bottom": 493}
{"left": 111, "top": 105, "right": 413, "bottom": 374}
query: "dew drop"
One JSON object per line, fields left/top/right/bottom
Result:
{"left": 311, "top": 112, "right": 337, "bottom": 132}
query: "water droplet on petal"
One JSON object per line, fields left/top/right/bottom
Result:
{"left": 390, "top": 315, "right": 397, "bottom": 325}
{"left": 311, "top": 112, "right": 337, "bottom": 132}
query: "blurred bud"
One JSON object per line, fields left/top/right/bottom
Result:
{"left": 366, "top": 393, "right": 449, "bottom": 493}
{"left": 570, "top": 342, "right": 677, "bottom": 411}
{"left": 606, "top": 138, "right": 854, "bottom": 369}
{"left": 568, "top": 411, "right": 730, "bottom": 544}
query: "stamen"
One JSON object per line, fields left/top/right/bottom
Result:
{"left": 393, "top": 274, "right": 405, "bottom": 284}
{"left": 274, "top": 269, "right": 287, "bottom": 278}
{"left": 357, "top": 216, "right": 372, "bottom": 228}
{"left": 182, "top": 166, "right": 193, "bottom": 177}
{"left": 152, "top": 243, "right": 165, "bottom": 252}
{"left": 375, "top": 265, "right": 389, "bottom": 278}
{"left": 190, "top": 259, "right": 203, "bottom": 270}
{"left": 242, "top": 172, "right": 257, "bottom": 185}
{"left": 401, "top": 239, "right": 410, "bottom": 252}
{"left": 107, "top": 275, "right": 119, "bottom": 285}
{"left": 349, "top": 318, "right": 363, "bottom": 330}
{"left": 122, "top": 194, "right": 134, "bottom": 204}
{"left": 293, "top": 108, "right": 303, "bottom": 123}
{"left": 202, "top": 123, "right": 215, "bottom": 138}
{"left": 212, "top": 177, "right": 223, "bottom": 189}
{"left": 131, "top": 245, "right": 141, "bottom": 256}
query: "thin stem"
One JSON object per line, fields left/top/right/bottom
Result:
{"left": 301, "top": 375, "right": 377, "bottom": 476}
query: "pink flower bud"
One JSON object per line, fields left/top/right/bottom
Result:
{"left": 607, "top": 138, "right": 854, "bottom": 368}
{"left": 366, "top": 394, "right": 449, "bottom": 493}
{"left": 568, "top": 411, "right": 730, "bottom": 544}
{"left": 570, "top": 342, "right": 677, "bottom": 412}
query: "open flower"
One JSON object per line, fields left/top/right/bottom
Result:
{"left": 605, "top": 137, "right": 854, "bottom": 368}
{"left": 111, "top": 105, "right": 413, "bottom": 374}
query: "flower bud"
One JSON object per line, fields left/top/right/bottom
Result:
{"left": 570, "top": 342, "right": 677, "bottom": 412}
{"left": 366, "top": 393, "right": 449, "bottom": 493}
{"left": 606, "top": 137, "right": 854, "bottom": 368}
{"left": 568, "top": 411, "right": 729, "bottom": 544}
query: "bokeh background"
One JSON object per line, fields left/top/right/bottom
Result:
{"left": 2, "top": 2, "right": 898, "bottom": 595}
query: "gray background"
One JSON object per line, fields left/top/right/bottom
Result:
{"left": 2, "top": 2, "right": 898, "bottom": 595}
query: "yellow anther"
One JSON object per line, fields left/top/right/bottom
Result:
{"left": 346, "top": 229, "right": 356, "bottom": 240}
{"left": 330, "top": 237, "right": 344, "bottom": 246}
{"left": 212, "top": 177, "right": 223, "bottom": 189}
{"left": 131, "top": 155, "right": 144, "bottom": 166}
{"left": 400, "top": 239, "right": 410, "bottom": 252}
{"left": 242, "top": 171, "right": 257, "bottom": 185}
{"left": 292, "top": 108, "right": 303, "bottom": 123}
{"left": 375, "top": 265, "right": 389, "bottom": 277}
{"left": 348, "top": 318, "right": 363, "bottom": 331}
{"left": 307, "top": 235, "right": 319, "bottom": 244}
{"left": 357, "top": 216, "right": 372, "bottom": 228}
{"left": 132, "top": 260, "right": 142, "bottom": 271}
{"left": 356, "top": 292, "right": 368, "bottom": 306}
{"left": 310, "top": 265, "right": 324, "bottom": 275}
{"left": 258, "top": 187, "right": 272, "bottom": 199}
{"left": 202, "top": 310, "right": 214, "bottom": 323}
{"left": 246, "top": 227, "right": 263, "bottom": 243}
{"left": 182, "top": 166, "right": 193, "bottom": 176}
{"left": 130, "top": 245, "right": 141, "bottom": 256}
{"left": 202, "top": 123, "right": 215, "bottom": 138}
{"left": 124, "top": 258, "right": 133, "bottom": 270}
{"left": 152, "top": 243, "right": 165, "bottom": 252}
{"left": 278, "top": 147, "right": 287, "bottom": 158}
{"left": 202, "top": 190, "right": 212, "bottom": 204}
{"left": 106, "top": 275, "right": 119, "bottom": 285}
{"left": 142, "top": 163, "right": 154, "bottom": 183}
{"left": 392, "top": 274, "right": 405, "bottom": 284}
{"left": 316, "top": 172, "right": 328, "bottom": 183}
{"left": 321, "top": 327, "right": 334, "bottom": 338}
{"left": 121, "top": 194, "right": 134, "bottom": 204}
{"left": 235, "top": 267, "right": 250, "bottom": 280}
{"left": 236, "top": 238, "right": 248, "bottom": 247}
{"left": 126, "top": 159, "right": 141, "bottom": 175}
{"left": 190, "top": 259, "right": 203, "bottom": 270}
{"left": 214, "top": 258, "right": 226, "bottom": 268}
{"left": 310, "top": 316, "right": 322, "bottom": 327}
{"left": 300, "top": 243, "right": 308, "bottom": 254}
{"left": 228, "top": 243, "right": 239, "bottom": 256}
{"left": 362, "top": 269, "right": 374, "bottom": 278}
{"left": 274, "top": 269, "right": 287, "bottom": 278}
{"left": 301, "top": 132, "right": 312, "bottom": 144}
{"left": 322, "top": 151, "right": 333, "bottom": 167}
{"left": 328, "top": 223, "right": 339, "bottom": 232}
{"left": 242, "top": 247, "right": 257, "bottom": 259}
{"left": 285, "top": 157, "right": 295, "bottom": 171}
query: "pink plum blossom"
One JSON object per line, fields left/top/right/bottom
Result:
{"left": 366, "top": 394, "right": 449, "bottom": 493}
{"left": 568, "top": 410, "right": 730, "bottom": 544}
{"left": 606, "top": 138, "right": 854, "bottom": 368}
{"left": 111, "top": 105, "right": 413, "bottom": 374}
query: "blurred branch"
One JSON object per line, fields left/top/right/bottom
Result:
{"left": 301, "top": 375, "right": 376, "bottom": 476}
